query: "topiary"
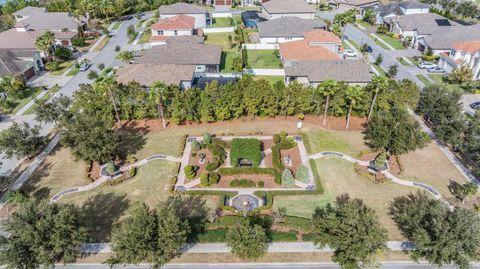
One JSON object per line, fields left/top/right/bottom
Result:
{"left": 295, "top": 165, "right": 309, "bottom": 183}
{"left": 208, "top": 172, "right": 221, "bottom": 184}
{"left": 200, "top": 173, "right": 210, "bottom": 187}
{"left": 374, "top": 151, "right": 387, "bottom": 169}
{"left": 203, "top": 132, "right": 212, "bottom": 144}
{"left": 191, "top": 139, "right": 201, "bottom": 152}
{"left": 273, "top": 134, "right": 281, "bottom": 144}
{"left": 205, "top": 160, "right": 221, "bottom": 172}
{"left": 106, "top": 161, "right": 116, "bottom": 175}
{"left": 184, "top": 165, "right": 198, "bottom": 179}
{"left": 281, "top": 169, "right": 295, "bottom": 188}
{"left": 257, "top": 181, "right": 264, "bottom": 188}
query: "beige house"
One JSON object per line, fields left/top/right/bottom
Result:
{"left": 261, "top": 0, "right": 316, "bottom": 20}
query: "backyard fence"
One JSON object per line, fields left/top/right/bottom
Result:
{"left": 242, "top": 43, "right": 279, "bottom": 50}
{"left": 203, "top": 27, "right": 235, "bottom": 33}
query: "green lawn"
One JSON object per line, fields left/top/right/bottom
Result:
{"left": 416, "top": 74, "right": 432, "bottom": 86}
{"left": 50, "top": 60, "right": 75, "bottom": 76}
{"left": 356, "top": 20, "right": 373, "bottom": 29}
{"left": 369, "top": 34, "right": 391, "bottom": 50}
{"left": 205, "top": 33, "right": 239, "bottom": 52}
{"left": 396, "top": 57, "right": 411, "bottom": 66}
{"left": 428, "top": 74, "right": 444, "bottom": 84}
{"left": 212, "top": 17, "right": 233, "bottom": 27}
{"left": 10, "top": 87, "right": 43, "bottom": 114}
{"left": 67, "top": 66, "right": 79, "bottom": 76}
{"left": 407, "top": 57, "right": 420, "bottom": 66}
{"left": 220, "top": 51, "right": 241, "bottom": 73}
{"left": 93, "top": 36, "right": 111, "bottom": 52}
{"left": 371, "top": 33, "right": 404, "bottom": 50}
{"left": 346, "top": 39, "right": 361, "bottom": 52}
{"left": 233, "top": 15, "right": 242, "bottom": 27}
{"left": 242, "top": 28, "right": 258, "bottom": 43}
{"left": 24, "top": 85, "right": 61, "bottom": 115}
{"left": 138, "top": 29, "right": 152, "bottom": 44}
{"left": 111, "top": 21, "right": 121, "bottom": 30}
{"left": 246, "top": 49, "right": 282, "bottom": 69}
{"left": 372, "top": 64, "right": 387, "bottom": 76}
{"left": 252, "top": 76, "right": 284, "bottom": 86}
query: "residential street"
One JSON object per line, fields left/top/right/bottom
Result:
{"left": 0, "top": 17, "right": 140, "bottom": 176}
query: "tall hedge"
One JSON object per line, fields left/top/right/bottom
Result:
{"left": 229, "top": 138, "right": 262, "bottom": 167}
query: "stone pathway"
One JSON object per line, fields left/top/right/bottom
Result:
{"left": 49, "top": 153, "right": 182, "bottom": 202}
{"left": 308, "top": 151, "right": 445, "bottom": 201}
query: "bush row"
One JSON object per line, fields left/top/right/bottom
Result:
{"left": 230, "top": 179, "right": 256, "bottom": 188}
{"left": 271, "top": 140, "right": 296, "bottom": 170}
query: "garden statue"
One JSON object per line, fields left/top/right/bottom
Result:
{"left": 199, "top": 153, "right": 206, "bottom": 164}
{"left": 284, "top": 155, "right": 292, "bottom": 167}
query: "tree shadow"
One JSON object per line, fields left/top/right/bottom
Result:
{"left": 447, "top": 180, "right": 462, "bottom": 196}
{"left": 165, "top": 194, "right": 209, "bottom": 243}
{"left": 117, "top": 124, "right": 149, "bottom": 159}
{"left": 80, "top": 192, "right": 130, "bottom": 243}
{"left": 20, "top": 162, "right": 53, "bottom": 200}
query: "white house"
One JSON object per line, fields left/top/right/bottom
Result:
{"left": 257, "top": 16, "right": 326, "bottom": 44}
{"left": 366, "top": 1, "right": 429, "bottom": 24}
{"left": 159, "top": 3, "right": 209, "bottom": 29}
{"left": 261, "top": 0, "right": 316, "bottom": 20}
{"left": 438, "top": 40, "right": 480, "bottom": 81}
{"left": 150, "top": 15, "right": 197, "bottom": 45}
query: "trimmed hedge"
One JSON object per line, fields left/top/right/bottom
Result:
{"left": 197, "top": 228, "right": 228, "bottom": 243}
{"left": 205, "top": 160, "right": 221, "bottom": 172}
{"left": 230, "top": 138, "right": 262, "bottom": 167}
{"left": 267, "top": 230, "right": 298, "bottom": 242}
{"left": 301, "top": 233, "right": 316, "bottom": 242}
{"left": 184, "top": 165, "right": 198, "bottom": 179}
{"left": 271, "top": 140, "right": 296, "bottom": 170}
{"left": 218, "top": 167, "right": 277, "bottom": 176}
{"left": 230, "top": 179, "right": 256, "bottom": 187}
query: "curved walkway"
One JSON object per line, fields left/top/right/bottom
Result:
{"left": 308, "top": 151, "right": 444, "bottom": 200}
{"left": 49, "top": 154, "right": 181, "bottom": 203}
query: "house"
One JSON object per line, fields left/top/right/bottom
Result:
{"left": 261, "top": 0, "right": 316, "bottom": 20}
{"left": 328, "top": 0, "right": 378, "bottom": 10}
{"left": 150, "top": 15, "right": 199, "bottom": 45}
{"left": 257, "top": 17, "right": 326, "bottom": 44}
{"left": 279, "top": 30, "right": 341, "bottom": 64}
{"left": 284, "top": 60, "right": 372, "bottom": 86}
{"left": 438, "top": 40, "right": 480, "bottom": 81}
{"left": 136, "top": 41, "right": 222, "bottom": 73}
{"left": 159, "top": 3, "right": 209, "bottom": 28}
{"left": 366, "top": 1, "right": 429, "bottom": 24}
{"left": 116, "top": 63, "right": 196, "bottom": 89}
{"left": 387, "top": 13, "right": 480, "bottom": 55}
{"left": 0, "top": 49, "right": 43, "bottom": 80}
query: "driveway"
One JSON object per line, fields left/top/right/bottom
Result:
{"left": 0, "top": 17, "right": 138, "bottom": 176}
{"left": 462, "top": 94, "right": 480, "bottom": 115}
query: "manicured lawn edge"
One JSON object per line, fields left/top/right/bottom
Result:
{"left": 11, "top": 87, "right": 43, "bottom": 114}
{"left": 23, "top": 85, "right": 61, "bottom": 114}
{"left": 93, "top": 36, "right": 111, "bottom": 52}
{"left": 416, "top": 74, "right": 431, "bottom": 86}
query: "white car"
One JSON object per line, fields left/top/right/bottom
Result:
{"left": 417, "top": 61, "right": 437, "bottom": 69}
{"left": 343, "top": 49, "right": 357, "bottom": 57}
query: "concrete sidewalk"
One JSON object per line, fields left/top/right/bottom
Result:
{"left": 81, "top": 241, "right": 416, "bottom": 254}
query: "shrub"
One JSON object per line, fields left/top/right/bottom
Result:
{"left": 203, "top": 132, "right": 212, "bottom": 144}
{"left": 71, "top": 37, "right": 87, "bottom": 47}
{"left": 45, "top": 61, "right": 60, "bottom": 71}
{"left": 295, "top": 165, "right": 309, "bottom": 183}
{"left": 200, "top": 173, "right": 210, "bottom": 187}
{"left": 184, "top": 165, "right": 198, "bottom": 179}
{"left": 301, "top": 233, "right": 316, "bottom": 242}
{"left": 273, "top": 134, "right": 281, "bottom": 144}
{"left": 257, "top": 181, "right": 264, "bottom": 188}
{"left": 209, "top": 172, "right": 221, "bottom": 184}
{"left": 267, "top": 230, "right": 298, "bottom": 242}
{"left": 54, "top": 46, "right": 72, "bottom": 61}
{"left": 191, "top": 139, "right": 201, "bottom": 152}
{"left": 271, "top": 140, "right": 296, "bottom": 170}
{"left": 230, "top": 179, "right": 256, "bottom": 188}
{"left": 205, "top": 160, "right": 221, "bottom": 172}
{"left": 197, "top": 228, "right": 228, "bottom": 243}
{"left": 282, "top": 169, "right": 295, "bottom": 187}
{"left": 87, "top": 70, "right": 98, "bottom": 80}
{"left": 129, "top": 167, "right": 137, "bottom": 178}
{"left": 114, "top": 45, "right": 121, "bottom": 52}
{"left": 376, "top": 25, "right": 388, "bottom": 34}
{"left": 97, "top": 63, "right": 105, "bottom": 70}
{"left": 212, "top": 137, "right": 229, "bottom": 149}
{"left": 105, "top": 161, "right": 116, "bottom": 175}
{"left": 230, "top": 138, "right": 262, "bottom": 167}
{"left": 218, "top": 167, "right": 279, "bottom": 177}
{"left": 207, "top": 143, "right": 226, "bottom": 164}
{"left": 360, "top": 43, "right": 369, "bottom": 52}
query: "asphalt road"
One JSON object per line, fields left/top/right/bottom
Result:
{"left": 0, "top": 16, "right": 140, "bottom": 176}
{"left": 46, "top": 262, "right": 480, "bottom": 269}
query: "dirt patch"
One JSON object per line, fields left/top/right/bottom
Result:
{"left": 187, "top": 149, "right": 213, "bottom": 178}
{"left": 0, "top": 203, "right": 16, "bottom": 219}
{"left": 261, "top": 139, "right": 275, "bottom": 151}
{"left": 280, "top": 147, "right": 302, "bottom": 175}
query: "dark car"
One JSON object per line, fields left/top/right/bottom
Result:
{"left": 125, "top": 15, "right": 133, "bottom": 20}
{"left": 470, "top": 101, "right": 480, "bottom": 110}
{"left": 367, "top": 46, "right": 373, "bottom": 53}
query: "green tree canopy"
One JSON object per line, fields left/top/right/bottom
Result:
{"left": 0, "top": 122, "right": 44, "bottom": 159}
{"left": 365, "top": 106, "right": 429, "bottom": 155}
{"left": 0, "top": 199, "right": 87, "bottom": 268}
{"left": 390, "top": 192, "right": 480, "bottom": 269}
{"left": 227, "top": 220, "right": 269, "bottom": 260}
{"left": 311, "top": 194, "right": 388, "bottom": 269}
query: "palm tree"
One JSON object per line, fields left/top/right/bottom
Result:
{"left": 367, "top": 76, "right": 388, "bottom": 121}
{"left": 317, "top": 80, "right": 339, "bottom": 126}
{"left": 35, "top": 31, "right": 55, "bottom": 59}
{"left": 99, "top": 0, "right": 115, "bottom": 22}
{"left": 150, "top": 81, "right": 168, "bottom": 128}
{"left": 118, "top": 51, "right": 134, "bottom": 64}
{"left": 345, "top": 86, "right": 364, "bottom": 129}
{"left": 0, "top": 75, "right": 25, "bottom": 100}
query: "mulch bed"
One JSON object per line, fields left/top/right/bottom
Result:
{"left": 187, "top": 149, "right": 213, "bottom": 179}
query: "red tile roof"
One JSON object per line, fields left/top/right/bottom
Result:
{"left": 150, "top": 35, "right": 170, "bottom": 42}
{"left": 304, "top": 30, "right": 341, "bottom": 44}
{"left": 452, "top": 40, "right": 480, "bottom": 54}
{"left": 279, "top": 39, "right": 340, "bottom": 61}
{"left": 150, "top": 15, "right": 195, "bottom": 30}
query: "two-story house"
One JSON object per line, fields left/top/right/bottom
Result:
{"left": 159, "top": 3, "right": 209, "bottom": 29}
{"left": 438, "top": 41, "right": 480, "bottom": 81}
{"left": 261, "top": 0, "right": 316, "bottom": 20}
{"left": 150, "top": 15, "right": 199, "bottom": 45}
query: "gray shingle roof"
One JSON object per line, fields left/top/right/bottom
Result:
{"left": 399, "top": 1, "right": 429, "bottom": 9}
{"left": 258, "top": 17, "right": 326, "bottom": 38}
{"left": 159, "top": 3, "right": 207, "bottom": 14}
{"left": 422, "top": 24, "right": 480, "bottom": 49}
{"left": 0, "top": 50, "right": 33, "bottom": 77}
{"left": 136, "top": 42, "right": 221, "bottom": 66}
{"left": 15, "top": 12, "right": 83, "bottom": 31}
{"left": 261, "top": 0, "right": 316, "bottom": 14}
{"left": 116, "top": 63, "right": 195, "bottom": 86}
{"left": 395, "top": 13, "right": 457, "bottom": 34}
{"left": 328, "top": 0, "right": 378, "bottom": 7}
{"left": 284, "top": 60, "right": 372, "bottom": 83}
{"left": 13, "top": 6, "right": 46, "bottom": 17}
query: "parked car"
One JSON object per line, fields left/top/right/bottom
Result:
{"left": 427, "top": 66, "right": 446, "bottom": 73}
{"left": 470, "top": 101, "right": 480, "bottom": 110}
{"left": 79, "top": 60, "right": 92, "bottom": 72}
{"left": 366, "top": 46, "right": 373, "bottom": 53}
{"left": 343, "top": 49, "right": 357, "bottom": 57}
{"left": 418, "top": 61, "right": 437, "bottom": 69}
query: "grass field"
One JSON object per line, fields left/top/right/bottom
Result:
{"left": 246, "top": 50, "right": 282, "bottom": 69}
{"left": 372, "top": 64, "right": 387, "bottom": 76}
{"left": 220, "top": 51, "right": 241, "bottom": 73}
{"left": 416, "top": 74, "right": 432, "bottom": 86}
{"left": 242, "top": 28, "right": 258, "bottom": 43}
{"left": 371, "top": 34, "right": 404, "bottom": 50}
{"left": 50, "top": 60, "right": 75, "bottom": 76}
{"left": 428, "top": 74, "right": 444, "bottom": 84}
{"left": 205, "top": 33, "right": 238, "bottom": 52}
{"left": 111, "top": 21, "right": 121, "bottom": 30}
{"left": 252, "top": 76, "right": 284, "bottom": 86}
{"left": 138, "top": 29, "right": 152, "bottom": 44}
{"left": 24, "top": 85, "right": 60, "bottom": 114}
{"left": 10, "top": 87, "right": 43, "bottom": 115}
{"left": 396, "top": 57, "right": 411, "bottom": 66}
{"left": 346, "top": 39, "right": 361, "bottom": 52}
{"left": 212, "top": 17, "right": 233, "bottom": 27}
